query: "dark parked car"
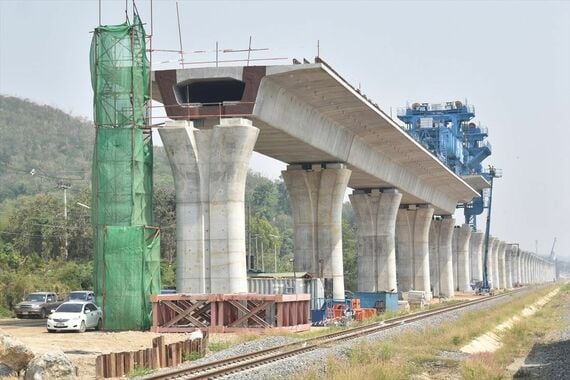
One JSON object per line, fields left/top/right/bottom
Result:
{"left": 67, "top": 291, "right": 95, "bottom": 302}
{"left": 14, "top": 292, "right": 63, "bottom": 319}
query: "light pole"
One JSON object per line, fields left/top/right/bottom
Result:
{"left": 289, "top": 258, "right": 296, "bottom": 294}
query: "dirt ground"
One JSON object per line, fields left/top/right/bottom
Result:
{"left": 0, "top": 318, "right": 190, "bottom": 379}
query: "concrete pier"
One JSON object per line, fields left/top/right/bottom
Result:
{"left": 491, "top": 238, "right": 500, "bottom": 289}
{"left": 396, "top": 205, "right": 434, "bottom": 299}
{"left": 485, "top": 237, "right": 496, "bottom": 288}
{"left": 519, "top": 251, "right": 526, "bottom": 284}
{"left": 469, "top": 232, "right": 484, "bottom": 283}
{"left": 160, "top": 119, "right": 259, "bottom": 293}
{"left": 350, "top": 189, "right": 402, "bottom": 292}
{"left": 452, "top": 224, "right": 472, "bottom": 292}
{"left": 283, "top": 163, "right": 351, "bottom": 300}
{"left": 429, "top": 216, "right": 455, "bottom": 298}
{"left": 497, "top": 241, "right": 507, "bottom": 288}
{"left": 512, "top": 247, "right": 520, "bottom": 286}
{"left": 505, "top": 244, "right": 515, "bottom": 288}
{"left": 522, "top": 251, "right": 530, "bottom": 284}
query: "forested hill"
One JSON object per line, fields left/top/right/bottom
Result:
{"left": 0, "top": 95, "right": 174, "bottom": 201}
{"left": 0, "top": 95, "right": 94, "bottom": 202}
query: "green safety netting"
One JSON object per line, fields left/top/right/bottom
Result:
{"left": 90, "top": 12, "right": 160, "bottom": 331}
{"left": 89, "top": 14, "right": 149, "bottom": 128}
{"left": 99, "top": 226, "right": 160, "bottom": 330}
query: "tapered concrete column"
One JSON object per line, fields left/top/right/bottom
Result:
{"left": 528, "top": 253, "right": 533, "bottom": 284}
{"left": 512, "top": 248, "right": 520, "bottom": 286}
{"left": 469, "top": 232, "right": 484, "bottom": 283}
{"left": 350, "top": 189, "right": 402, "bottom": 292}
{"left": 429, "top": 216, "right": 455, "bottom": 298}
{"left": 520, "top": 251, "right": 527, "bottom": 284}
{"left": 523, "top": 252, "right": 530, "bottom": 284}
{"left": 283, "top": 163, "right": 351, "bottom": 300}
{"left": 484, "top": 237, "right": 496, "bottom": 288}
{"left": 452, "top": 225, "right": 472, "bottom": 292}
{"left": 491, "top": 238, "right": 501, "bottom": 289}
{"left": 396, "top": 205, "right": 434, "bottom": 299}
{"left": 505, "top": 244, "right": 515, "bottom": 288}
{"left": 497, "top": 241, "right": 507, "bottom": 288}
{"left": 160, "top": 118, "right": 259, "bottom": 293}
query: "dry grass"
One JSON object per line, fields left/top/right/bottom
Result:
{"left": 295, "top": 284, "right": 564, "bottom": 380}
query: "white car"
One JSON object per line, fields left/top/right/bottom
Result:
{"left": 46, "top": 301, "right": 102, "bottom": 333}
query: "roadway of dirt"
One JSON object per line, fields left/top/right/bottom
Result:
{"left": 0, "top": 318, "right": 188, "bottom": 378}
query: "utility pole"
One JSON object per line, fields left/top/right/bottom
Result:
{"left": 57, "top": 181, "right": 71, "bottom": 260}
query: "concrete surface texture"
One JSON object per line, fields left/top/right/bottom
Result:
{"left": 452, "top": 224, "right": 472, "bottom": 292}
{"left": 152, "top": 64, "right": 479, "bottom": 215}
{"left": 524, "top": 251, "right": 531, "bottom": 284}
{"left": 485, "top": 237, "right": 496, "bottom": 288}
{"left": 428, "top": 216, "right": 455, "bottom": 298}
{"left": 512, "top": 247, "right": 520, "bottom": 285}
{"left": 491, "top": 238, "right": 500, "bottom": 289}
{"left": 396, "top": 205, "right": 434, "bottom": 299}
{"left": 159, "top": 118, "right": 259, "bottom": 293}
{"left": 505, "top": 244, "right": 515, "bottom": 288}
{"left": 497, "top": 241, "right": 507, "bottom": 288}
{"left": 350, "top": 189, "right": 402, "bottom": 293}
{"left": 469, "top": 232, "right": 484, "bottom": 282}
{"left": 282, "top": 164, "right": 351, "bottom": 300}
{"left": 519, "top": 250, "right": 528, "bottom": 284}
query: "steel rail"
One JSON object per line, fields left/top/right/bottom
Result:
{"left": 146, "top": 288, "right": 526, "bottom": 380}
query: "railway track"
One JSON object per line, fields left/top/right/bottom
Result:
{"left": 146, "top": 289, "right": 525, "bottom": 380}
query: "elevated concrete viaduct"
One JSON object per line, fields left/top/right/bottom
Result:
{"left": 152, "top": 62, "right": 553, "bottom": 298}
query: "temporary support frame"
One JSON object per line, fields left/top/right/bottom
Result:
{"left": 151, "top": 293, "right": 311, "bottom": 333}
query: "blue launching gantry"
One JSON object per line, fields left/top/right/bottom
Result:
{"left": 397, "top": 101, "right": 494, "bottom": 230}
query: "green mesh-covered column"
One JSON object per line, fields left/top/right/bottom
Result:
{"left": 90, "top": 13, "right": 160, "bottom": 331}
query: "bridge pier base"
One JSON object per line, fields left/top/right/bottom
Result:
{"left": 349, "top": 189, "right": 402, "bottom": 293}
{"left": 396, "top": 205, "right": 434, "bottom": 300}
{"left": 452, "top": 224, "right": 472, "bottom": 292}
{"left": 159, "top": 118, "right": 259, "bottom": 294}
{"left": 429, "top": 216, "right": 455, "bottom": 298}
{"left": 282, "top": 163, "right": 351, "bottom": 301}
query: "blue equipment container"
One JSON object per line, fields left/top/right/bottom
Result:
{"left": 353, "top": 291, "right": 399, "bottom": 312}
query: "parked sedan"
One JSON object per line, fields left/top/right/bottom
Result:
{"left": 46, "top": 302, "right": 102, "bottom": 333}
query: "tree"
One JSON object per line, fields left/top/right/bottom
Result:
{"left": 342, "top": 202, "right": 357, "bottom": 291}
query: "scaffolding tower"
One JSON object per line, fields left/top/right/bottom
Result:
{"left": 90, "top": 11, "right": 160, "bottom": 330}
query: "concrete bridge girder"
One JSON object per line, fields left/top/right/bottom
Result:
{"left": 152, "top": 63, "right": 487, "bottom": 297}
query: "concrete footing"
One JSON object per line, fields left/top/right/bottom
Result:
{"left": 282, "top": 163, "right": 351, "bottom": 300}
{"left": 396, "top": 205, "right": 434, "bottom": 299}
{"left": 350, "top": 189, "right": 402, "bottom": 293}
{"left": 159, "top": 118, "right": 259, "bottom": 293}
{"left": 429, "top": 216, "right": 455, "bottom": 298}
{"left": 453, "top": 224, "right": 472, "bottom": 292}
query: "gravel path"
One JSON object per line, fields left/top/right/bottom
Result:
{"left": 512, "top": 285, "right": 570, "bottom": 379}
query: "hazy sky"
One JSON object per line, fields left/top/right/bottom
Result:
{"left": 1, "top": 0, "right": 569, "bottom": 259}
